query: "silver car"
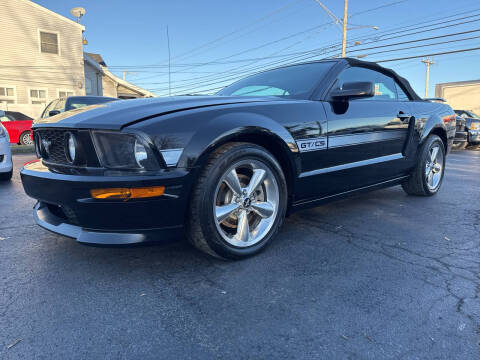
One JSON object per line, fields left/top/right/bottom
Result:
{"left": 0, "top": 110, "right": 13, "bottom": 181}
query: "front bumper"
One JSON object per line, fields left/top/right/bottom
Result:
{"left": 454, "top": 131, "right": 468, "bottom": 143}
{"left": 0, "top": 139, "right": 12, "bottom": 173}
{"left": 468, "top": 129, "right": 480, "bottom": 143}
{"left": 21, "top": 161, "right": 190, "bottom": 244}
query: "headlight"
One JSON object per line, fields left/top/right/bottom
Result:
{"left": 134, "top": 140, "right": 148, "bottom": 167}
{"left": 0, "top": 125, "right": 5, "bottom": 138}
{"left": 65, "top": 132, "right": 77, "bottom": 163}
{"left": 470, "top": 122, "right": 480, "bottom": 130}
{"left": 92, "top": 131, "right": 160, "bottom": 170}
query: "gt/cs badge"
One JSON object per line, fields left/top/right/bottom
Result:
{"left": 296, "top": 137, "right": 327, "bottom": 152}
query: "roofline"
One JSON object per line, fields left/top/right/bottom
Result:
{"left": 436, "top": 79, "right": 480, "bottom": 87}
{"left": 84, "top": 53, "right": 105, "bottom": 74}
{"left": 25, "top": 0, "right": 85, "bottom": 30}
{"left": 102, "top": 68, "right": 157, "bottom": 98}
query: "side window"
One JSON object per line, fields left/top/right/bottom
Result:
{"left": 54, "top": 98, "right": 66, "bottom": 112}
{"left": 395, "top": 83, "right": 410, "bottom": 101}
{"left": 335, "top": 67, "right": 398, "bottom": 101}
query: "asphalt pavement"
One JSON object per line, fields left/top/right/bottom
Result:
{"left": 1, "top": 149, "right": 479, "bottom": 359}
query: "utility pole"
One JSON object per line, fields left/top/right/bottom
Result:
{"left": 122, "top": 71, "right": 137, "bottom": 81}
{"left": 341, "top": 0, "right": 348, "bottom": 58}
{"left": 313, "top": 0, "right": 377, "bottom": 58}
{"left": 422, "top": 58, "right": 434, "bottom": 98}
{"left": 166, "top": 26, "right": 171, "bottom": 96}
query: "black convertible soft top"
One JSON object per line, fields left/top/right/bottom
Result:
{"left": 342, "top": 58, "right": 422, "bottom": 101}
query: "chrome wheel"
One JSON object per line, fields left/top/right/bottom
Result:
{"left": 425, "top": 144, "right": 444, "bottom": 191}
{"left": 21, "top": 132, "right": 33, "bottom": 145}
{"left": 213, "top": 159, "right": 279, "bottom": 247}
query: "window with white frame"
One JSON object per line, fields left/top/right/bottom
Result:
{"left": 58, "top": 90, "right": 74, "bottom": 98}
{"left": 30, "top": 89, "right": 47, "bottom": 105}
{"left": 0, "top": 86, "right": 16, "bottom": 104}
{"left": 40, "top": 31, "right": 59, "bottom": 54}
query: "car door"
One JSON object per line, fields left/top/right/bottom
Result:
{"left": 320, "top": 66, "right": 411, "bottom": 194}
{"left": 0, "top": 114, "right": 18, "bottom": 143}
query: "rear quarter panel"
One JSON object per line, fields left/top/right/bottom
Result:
{"left": 408, "top": 101, "right": 456, "bottom": 153}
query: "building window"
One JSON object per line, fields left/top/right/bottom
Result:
{"left": 58, "top": 90, "right": 74, "bottom": 98}
{"left": 40, "top": 31, "right": 59, "bottom": 54}
{"left": 0, "top": 86, "right": 15, "bottom": 104}
{"left": 30, "top": 89, "right": 47, "bottom": 105}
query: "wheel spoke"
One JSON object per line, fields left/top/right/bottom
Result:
{"left": 236, "top": 210, "right": 250, "bottom": 242}
{"left": 251, "top": 201, "right": 274, "bottom": 219}
{"left": 246, "top": 169, "right": 266, "bottom": 197}
{"left": 430, "top": 146, "right": 439, "bottom": 163}
{"left": 216, "top": 203, "right": 240, "bottom": 223}
{"left": 224, "top": 169, "right": 242, "bottom": 195}
{"left": 427, "top": 170, "right": 433, "bottom": 186}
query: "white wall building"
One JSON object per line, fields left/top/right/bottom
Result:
{"left": 0, "top": 0, "right": 155, "bottom": 119}
{"left": 0, "top": 0, "right": 86, "bottom": 118}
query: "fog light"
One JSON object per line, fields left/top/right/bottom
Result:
{"left": 90, "top": 186, "right": 165, "bottom": 200}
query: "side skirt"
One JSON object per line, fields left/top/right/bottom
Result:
{"left": 290, "top": 175, "right": 409, "bottom": 213}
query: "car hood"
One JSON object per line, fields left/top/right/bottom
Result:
{"left": 33, "top": 96, "right": 283, "bottom": 130}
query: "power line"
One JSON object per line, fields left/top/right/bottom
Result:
{"left": 109, "top": 7, "right": 480, "bottom": 70}
{"left": 139, "top": 28, "right": 480, "bottom": 87}
{"left": 146, "top": 31, "right": 480, "bottom": 92}
{"left": 151, "top": 0, "right": 305, "bottom": 64}
{"left": 165, "top": 45, "right": 480, "bottom": 95}
{"left": 375, "top": 46, "right": 480, "bottom": 62}
{"left": 128, "top": 11, "right": 480, "bottom": 92}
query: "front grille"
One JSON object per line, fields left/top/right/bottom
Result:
{"left": 456, "top": 119, "right": 466, "bottom": 132}
{"left": 0, "top": 155, "right": 4, "bottom": 163}
{"left": 36, "top": 129, "right": 69, "bottom": 165}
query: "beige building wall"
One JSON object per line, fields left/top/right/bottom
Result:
{"left": 0, "top": 0, "right": 85, "bottom": 118}
{"left": 436, "top": 81, "right": 480, "bottom": 115}
{"left": 102, "top": 76, "right": 118, "bottom": 98}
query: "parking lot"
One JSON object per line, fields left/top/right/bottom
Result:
{"left": 1, "top": 149, "right": 479, "bottom": 359}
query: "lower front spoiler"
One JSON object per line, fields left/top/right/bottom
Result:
{"left": 34, "top": 201, "right": 183, "bottom": 245}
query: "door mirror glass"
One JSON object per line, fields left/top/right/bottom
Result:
{"left": 331, "top": 81, "right": 374, "bottom": 100}
{"left": 48, "top": 110, "right": 61, "bottom": 117}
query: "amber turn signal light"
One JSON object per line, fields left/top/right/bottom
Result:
{"left": 90, "top": 186, "right": 165, "bottom": 200}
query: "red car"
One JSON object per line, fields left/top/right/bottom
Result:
{"left": 0, "top": 111, "right": 33, "bottom": 145}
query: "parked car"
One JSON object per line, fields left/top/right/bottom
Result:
{"left": 454, "top": 109, "right": 480, "bottom": 147}
{"left": 452, "top": 115, "right": 468, "bottom": 150}
{"left": 0, "top": 111, "right": 13, "bottom": 181}
{"left": 21, "top": 58, "right": 456, "bottom": 259}
{"left": 38, "top": 96, "right": 118, "bottom": 120}
{"left": 0, "top": 111, "right": 33, "bottom": 145}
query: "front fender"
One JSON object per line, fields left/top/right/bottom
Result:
{"left": 179, "top": 111, "right": 299, "bottom": 172}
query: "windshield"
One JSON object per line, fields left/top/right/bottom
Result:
{"left": 217, "top": 62, "right": 335, "bottom": 99}
{"left": 465, "top": 110, "right": 479, "bottom": 118}
{"left": 455, "top": 110, "right": 480, "bottom": 119}
{"left": 66, "top": 97, "right": 117, "bottom": 111}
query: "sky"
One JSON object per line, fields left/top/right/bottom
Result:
{"left": 34, "top": 0, "right": 480, "bottom": 97}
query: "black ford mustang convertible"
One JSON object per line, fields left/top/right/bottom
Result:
{"left": 21, "top": 58, "right": 456, "bottom": 259}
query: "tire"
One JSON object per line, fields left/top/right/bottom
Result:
{"left": 187, "top": 142, "right": 288, "bottom": 259}
{"left": 19, "top": 131, "right": 33, "bottom": 146}
{"left": 0, "top": 169, "right": 12, "bottom": 181}
{"left": 402, "top": 135, "right": 445, "bottom": 196}
{"left": 451, "top": 141, "right": 467, "bottom": 151}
